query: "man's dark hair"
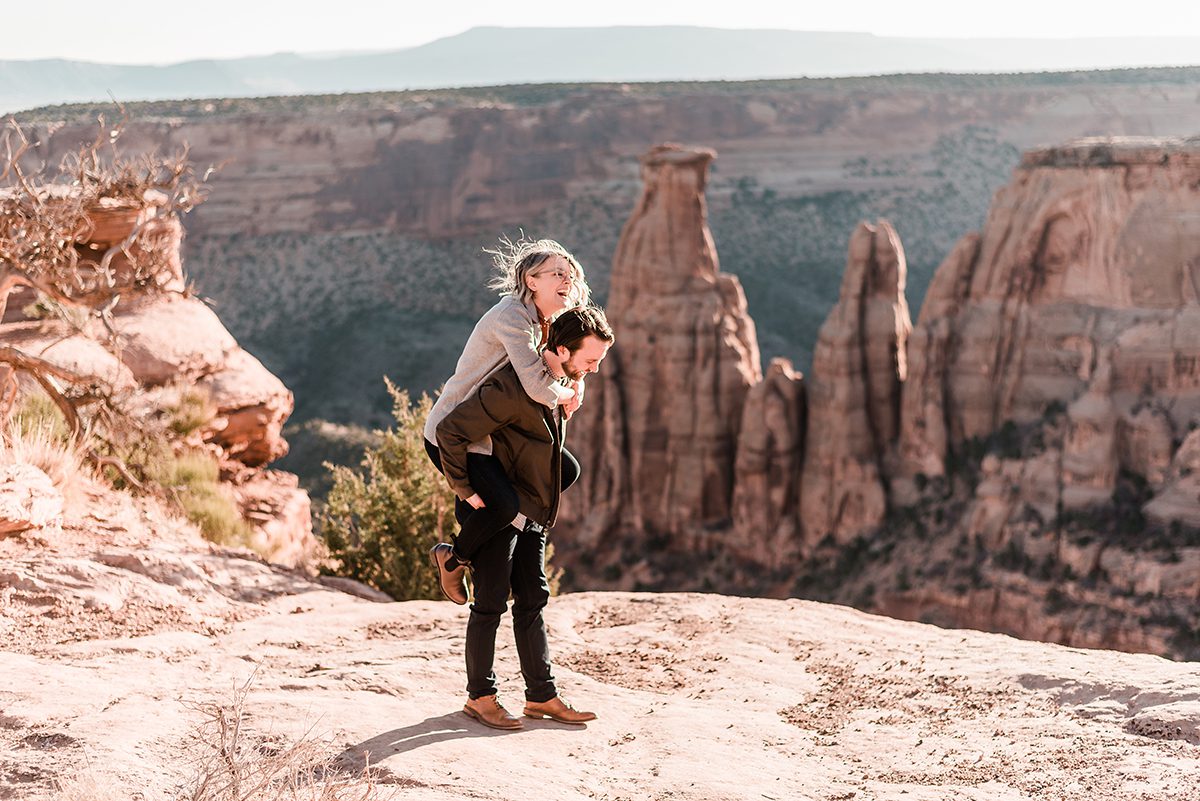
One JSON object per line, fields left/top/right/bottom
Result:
{"left": 547, "top": 305, "right": 614, "bottom": 353}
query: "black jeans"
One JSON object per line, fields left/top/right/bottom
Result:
{"left": 464, "top": 525, "right": 556, "bottom": 701}
{"left": 423, "top": 438, "right": 579, "bottom": 561}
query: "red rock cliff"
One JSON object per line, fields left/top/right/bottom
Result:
{"left": 801, "top": 221, "right": 911, "bottom": 547}
{"left": 564, "top": 144, "right": 761, "bottom": 553}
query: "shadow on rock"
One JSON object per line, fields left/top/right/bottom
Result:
{"left": 336, "top": 711, "right": 529, "bottom": 765}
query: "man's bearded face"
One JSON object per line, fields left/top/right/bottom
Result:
{"left": 559, "top": 335, "right": 611, "bottom": 381}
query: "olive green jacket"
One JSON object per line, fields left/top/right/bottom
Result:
{"left": 435, "top": 362, "right": 567, "bottom": 528}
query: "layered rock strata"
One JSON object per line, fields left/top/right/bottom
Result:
{"left": 853, "top": 137, "right": 1200, "bottom": 657}
{"left": 731, "top": 358, "right": 805, "bottom": 569}
{"left": 567, "top": 136, "right": 1200, "bottom": 659}
{"left": 801, "top": 221, "right": 911, "bottom": 547}
{"left": 565, "top": 144, "right": 761, "bottom": 550}
{"left": 896, "top": 137, "right": 1200, "bottom": 518}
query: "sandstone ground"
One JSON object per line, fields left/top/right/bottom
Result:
{"left": 3, "top": 519, "right": 1199, "bottom": 800}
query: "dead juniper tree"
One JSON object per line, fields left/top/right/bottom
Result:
{"left": 0, "top": 114, "right": 210, "bottom": 479}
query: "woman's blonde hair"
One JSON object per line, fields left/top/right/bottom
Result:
{"left": 485, "top": 236, "right": 590, "bottom": 309}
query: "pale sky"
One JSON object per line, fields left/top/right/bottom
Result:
{"left": 4, "top": 0, "right": 1200, "bottom": 65}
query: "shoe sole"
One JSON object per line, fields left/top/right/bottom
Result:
{"left": 463, "top": 705, "right": 522, "bottom": 730}
{"left": 429, "top": 547, "right": 467, "bottom": 605}
{"left": 523, "top": 710, "right": 595, "bottom": 724}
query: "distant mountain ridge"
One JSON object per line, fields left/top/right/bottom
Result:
{"left": 6, "top": 25, "right": 1200, "bottom": 113}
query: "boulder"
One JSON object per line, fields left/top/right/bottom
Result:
{"left": 1116, "top": 404, "right": 1175, "bottom": 490}
{"left": 232, "top": 470, "right": 318, "bottom": 570}
{"left": 1144, "top": 429, "right": 1200, "bottom": 528}
{"left": 111, "top": 295, "right": 237, "bottom": 386}
{"left": 198, "top": 348, "right": 293, "bottom": 467}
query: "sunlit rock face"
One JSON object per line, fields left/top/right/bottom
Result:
{"left": 898, "top": 138, "right": 1200, "bottom": 492}
{"left": 731, "top": 358, "right": 805, "bottom": 569}
{"left": 0, "top": 195, "right": 314, "bottom": 567}
{"left": 564, "top": 144, "right": 761, "bottom": 553}
{"left": 800, "top": 220, "right": 911, "bottom": 548}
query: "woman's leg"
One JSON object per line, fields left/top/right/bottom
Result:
{"left": 424, "top": 438, "right": 470, "bottom": 526}
{"left": 454, "top": 453, "right": 521, "bottom": 562}
{"left": 560, "top": 447, "right": 581, "bottom": 493}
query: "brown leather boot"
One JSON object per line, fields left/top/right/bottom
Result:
{"left": 523, "top": 696, "right": 597, "bottom": 724}
{"left": 429, "top": 543, "right": 468, "bottom": 605}
{"left": 463, "top": 695, "right": 523, "bottom": 730}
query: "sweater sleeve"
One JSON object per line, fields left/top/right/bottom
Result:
{"left": 493, "top": 304, "right": 574, "bottom": 409}
{"left": 435, "top": 380, "right": 519, "bottom": 500}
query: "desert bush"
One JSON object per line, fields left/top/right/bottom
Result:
{"left": 320, "top": 382, "right": 455, "bottom": 601}
{"left": 167, "top": 386, "right": 218, "bottom": 436}
{"left": 154, "top": 450, "right": 251, "bottom": 548}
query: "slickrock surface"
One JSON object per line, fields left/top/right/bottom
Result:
{"left": 3, "top": 558, "right": 1200, "bottom": 800}
{"left": 565, "top": 144, "right": 761, "bottom": 551}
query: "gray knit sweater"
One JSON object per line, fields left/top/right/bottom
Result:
{"left": 423, "top": 294, "right": 572, "bottom": 454}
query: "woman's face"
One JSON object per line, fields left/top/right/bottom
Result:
{"left": 527, "top": 255, "right": 577, "bottom": 315}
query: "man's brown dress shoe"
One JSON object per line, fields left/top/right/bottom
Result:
{"left": 429, "top": 543, "right": 468, "bottom": 605}
{"left": 463, "top": 695, "right": 523, "bottom": 730}
{"left": 523, "top": 696, "right": 597, "bottom": 724}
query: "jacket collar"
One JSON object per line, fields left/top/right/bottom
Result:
{"left": 516, "top": 294, "right": 541, "bottom": 325}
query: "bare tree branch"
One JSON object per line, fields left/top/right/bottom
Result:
{"left": 1, "top": 111, "right": 213, "bottom": 489}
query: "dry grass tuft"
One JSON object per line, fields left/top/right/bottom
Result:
{"left": 176, "top": 675, "right": 389, "bottom": 801}
{"left": 0, "top": 422, "right": 91, "bottom": 509}
{"left": 50, "top": 771, "right": 129, "bottom": 801}
{"left": 49, "top": 676, "right": 391, "bottom": 801}
{"left": 165, "top": 385, "right": 218, "bottom": 437}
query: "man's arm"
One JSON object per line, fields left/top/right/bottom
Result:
{"left": 435, "top": 379, "right": 518, "bottom": 501}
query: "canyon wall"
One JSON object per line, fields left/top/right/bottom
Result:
{"left": 562, "top": 136, "right": 1200, "bottom": 659}
{"left": 16, "top": 72, "right": 1200, "bottom": 436}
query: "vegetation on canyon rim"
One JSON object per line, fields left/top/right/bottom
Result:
{"left": 319, "top": 384, "right": 454, "bottom": 601}
{"left": 0, "top": 118, "right": 251, "bottom": 548}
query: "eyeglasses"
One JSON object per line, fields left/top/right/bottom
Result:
{"left": 537, "top": 269, "right": 571, "bottom": 282}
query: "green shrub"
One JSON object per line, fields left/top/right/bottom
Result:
{"left": 319, "top": 382, "right": 456, "bottom": 601}
{"left": 166, "top": 387, "right": 216, "bottom": 436}
{"left": 178, "top": 488, "right": 252, "bottom": 547}
{"left": 156, "top": 450, "right": 252, "bottom": 547}
{"left": 11, "top": 391, "right": 72, "bottom": 443}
